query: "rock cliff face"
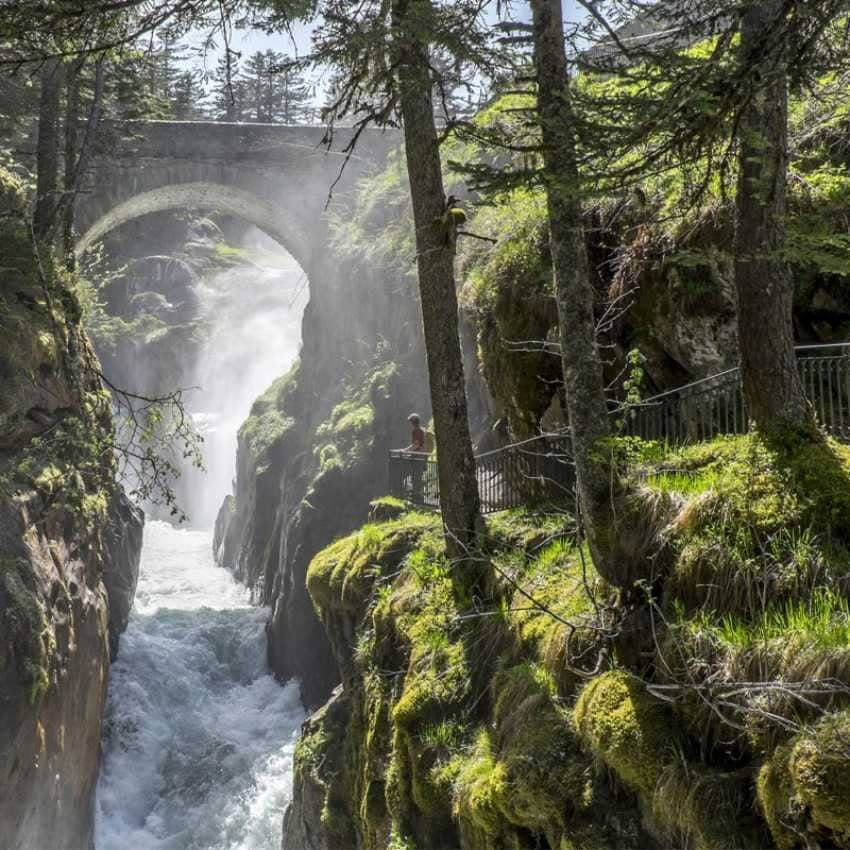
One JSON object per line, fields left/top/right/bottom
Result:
{"left": 101, "top": 490, "right": 145, "bottom": 660}
{"left": 0, "top": 179, "right": 143, "bottom": 850}
{"left": 284, "top": 436, "right": 850, "bottom": 850}
{"left": 215, "top": 240, "right": 430, "bottom": 707}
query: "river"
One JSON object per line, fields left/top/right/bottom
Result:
{"left": 95, "top": 521, "right": 305, "bottom": 850}
{"left": 95, "top": 240, "right": 308, "bottom": 849}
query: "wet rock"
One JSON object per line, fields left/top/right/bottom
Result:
{"left": 102, "top": 489, "right": 145, "bottom": 659}
{"left": 0, "top": 501, "right": 110, "bottom": 850}
{"left": 282, "top": 687, "right": 350, "bottom": 850}
{"left": 213, "top": 494, "right": 237, "bottom": 567}
{"left": 0, "top": 198, "right": 143, "bottom": 850}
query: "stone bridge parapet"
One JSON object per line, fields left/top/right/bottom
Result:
{"left": 77, "top": 120, "right": 399, "bottom": 271}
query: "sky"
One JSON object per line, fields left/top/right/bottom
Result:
{"left": 188, "top": 0, "right": 586, "bottom": 93}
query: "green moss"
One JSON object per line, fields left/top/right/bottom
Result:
{"left": 307, "top": 513, "right": 439, "bottom": 617}
{"left": 454, "top": 731, "right": 509, "bottom": 844}
{"left": 574, "top": 670, "right": 672, "bottom": 796}
{"left": 497, "top": 541, "right": 600, "bottom": 697}
{"left": 790, "top": 713, "right": 850, "bottom": 835}
{"left": 0, "top": 559, "right": 54, "bottom": 706}
{"left": 238, "top": 362, "right": 299, "bottom": 460}
{"left": 325, "top": 399, "right": 375, "bottom": 438}
{"left": 484, "top": 505, "right": 572, "bottom": 553}
{"left": 369, "top": 496, "right": 409, "bottom": 523}
{"left": 759, "top": 712, "right": 850, "bottom": 848}
{"left": 3, "top": 408, "right": 114, "bottom": 529}
{"left": 458, "top": 188, "right": 561, "bottom": 438}
{"left": 454, "top": 663, "right": 592, "bottom": 849}
{"left": 0, "top": 164, "right": 26, "bottom": 215}
{"left": 490, "top": 664, "right": 589, "bottom": 832}
{"left": 658, "top": 434, "right": 850, "bottom": 618}
{"left": 661, "top": 433, "right": 850, "bottom": 540}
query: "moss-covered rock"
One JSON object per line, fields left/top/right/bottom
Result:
{"left": 0, "top": 558, "right": 53, "bottom": 706}
{"left": 759, "top": 712, "right": 850, "bottom": 849}
{"left": 574, "top": 670, "right": 672, "bottom": 797}
{"left": 459, "top": 188, "right": 562, "bottom": 440}
{"left": 0, "top": 164, "right": 26, "bottom": 216}
{"left": 455, "top": 663, "right": 593, "bottom": 849}
{"left": 0, "top": 214, "right": 142, "bottom": 850}
{"left": 289, "top": 508, "right": 655, "bottom": 850}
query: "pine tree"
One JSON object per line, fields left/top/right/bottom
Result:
{"left": 275, "top": 55, "right": 313, "bottom": 123}
{"left": 570, "top": 0, "right": 850, "bottom": 436}
{"left": 312, "top": 0, "right": 500, "bottom": 570}
{"left": 33, "top": 59, "right": 62, "bottom": 240}
{"left": 108, "top": 50, "right": 171, "bottom": 121}
{"left": 211, "top": 52, "right": 244, "bottom": 121}
{"left": 170, "top": 69, "right": 207, "bottom": 120}
{"left": 242, "top": 50, "right": 270, "bottom": 121}
{"left": 732, "top": 0, "right": 809, "bottom": 434}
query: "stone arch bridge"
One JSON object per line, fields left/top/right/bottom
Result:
{"left": 76, "top": 121, "right": 397, "bottom": 271}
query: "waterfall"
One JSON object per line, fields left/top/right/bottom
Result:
{"left": 182, "top": 238, "right": 306, "bottom": 528}
{"left": 97, "top": 233, "right": 308, "bottom": 849}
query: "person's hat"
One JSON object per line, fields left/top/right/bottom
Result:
{"left": 408, "top": 413, "right": 421, "bottom": 423}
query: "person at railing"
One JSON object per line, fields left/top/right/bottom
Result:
{"left": 400, "top": 413, "right": 434, "bottom": 502}
{"left": 405, "top": 413, "right": 426, "bottom": 453}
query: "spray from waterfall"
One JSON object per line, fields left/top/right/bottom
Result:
{"left": 180, "top": 227, "right": 307, "bottom": 528}
{"left": 96, "top": 226, "right": 309, "bottom": 850}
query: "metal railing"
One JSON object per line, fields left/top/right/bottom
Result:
{"left": 388, "top": 450, "right": 441, "bottom": 509}
{"left": 389, "top": 434, "right": 575, "bottom": 515}
{"left": 389, "top": 343, "right": 850, "bottom": 514}
{"left": 627, "top": 343, "right": 850, "bottom": 444}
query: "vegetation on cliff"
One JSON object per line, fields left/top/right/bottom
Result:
{"left": 288, "top": 428, "right": 850, "bottom": 849}
{"left": 0, "top": 165, "right": 114, "bottom": 702}
{"left": 0, "top": 158, "right": 144, "bottom": 848}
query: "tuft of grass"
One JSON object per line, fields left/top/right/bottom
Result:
{"left": 645, "top": 467, "right": 722, "bottom": 497}
{"left": 712, "top": 589, "right": 850, "bottom": 651}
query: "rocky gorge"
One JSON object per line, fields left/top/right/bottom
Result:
{"left": 0, "top": 168, "right": 143, "bottom": 850}
{"left": 4, "top": 13, "right": 850, "bottom": 846}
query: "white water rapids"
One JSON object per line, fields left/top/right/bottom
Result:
{"left": 95, "top": 522, "right": 305, "bottom": 850}
{"left": 96, "top": 235, "right": 308, "bottom": 849}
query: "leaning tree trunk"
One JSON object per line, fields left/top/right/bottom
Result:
{"left": 531, "top": 0, "right": 617, "bottom": 578}
{"left": 391, "top": 0, "right": 482, "bottom": 565}
{"left": 735, "top": 0, "right": 810, "bottom": 433}
{"left": 34, "top": 60, "right": 62, "bottom": 241}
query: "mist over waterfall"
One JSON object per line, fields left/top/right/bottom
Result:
{"left": 96, "top": 228, "right": 308, "bottom": 849}
{"left": 180, "top": 230, "right": 307, "bottom": 528}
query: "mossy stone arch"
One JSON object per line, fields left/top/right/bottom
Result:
{"left": 75, "top": 182, "right": 311, "bottom": 269}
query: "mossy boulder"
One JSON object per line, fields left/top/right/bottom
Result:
{"left": 368, "top": 496, "right": 408, "bottom": 523}
{"left": 647, "top": 433, "right": 850, "bottom": 617}
{"left": 759, "top": 711, "right": 850, "bottom": 849}
{"left": 455, "top": 664, "right": 592, "bottom": 848}
{"left": 459, "top": 188, "right": 561, "bottom": 439}
{"left": 574, "top": 670, "right": 672, "bottom": 797}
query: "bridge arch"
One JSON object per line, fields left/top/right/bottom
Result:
{"left": 76, "top": 182, "right": 310, "bottom": 267}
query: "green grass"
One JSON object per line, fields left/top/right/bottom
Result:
{"left": 699, "top": 589, "right": 850, "bottom": 650}
{"left": 644, "top": 467, "right": 722, "bottom": 496}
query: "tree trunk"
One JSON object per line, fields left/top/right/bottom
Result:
{"left": 391, "top": 0, "right": 482, "bottom": 564}
{"left": 530, "top": 0, "right": 617, "bottom": 577}
{"left": 57, "top": 58, "right": 104, "bottom": 267}
{"left": 735, "top": 0, "right": 810, "bottom": 433}
{"left": 34, "top": 60, "right": 62, "bottom": 241}
{"left": 63, "top": 59, "right": 84, "bottom": 268}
